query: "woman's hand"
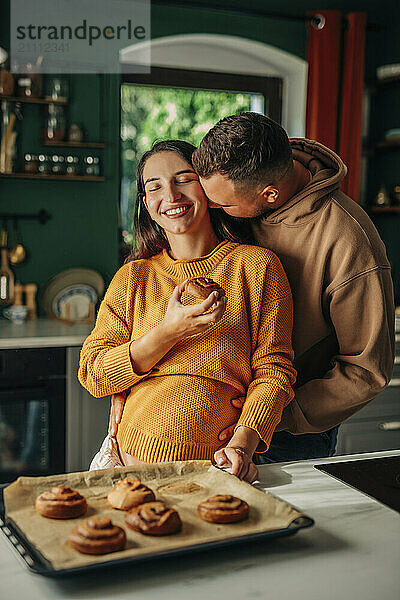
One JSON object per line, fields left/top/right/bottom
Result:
{"left": 161, "top": 280, "right": 227, "bottom": 342}
{"left": 108, "top": 390, "right": 128, "bottom": 437}
{"left": 213, "top": 426, "right": 260, "bottom": 484}
{"left": 214, "top": 446, "right": 259, "bottom": 483}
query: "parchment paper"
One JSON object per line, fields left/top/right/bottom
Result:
{"left": 4, "top": 461, "right": 304, "bottom": 571}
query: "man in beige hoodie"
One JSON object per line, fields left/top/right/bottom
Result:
{"left": 190, "top": 112, "right": 395, "bottom": 462}
{"left": 109, "top": 113, "right": 394, "bottom": 464}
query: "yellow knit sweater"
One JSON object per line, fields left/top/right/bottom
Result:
{"left": 78, "top": 241, "right": 296, "bottom": 462}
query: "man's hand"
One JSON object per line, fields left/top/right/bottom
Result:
{"left": 108, "top": 390, "right": 128, "bottom": 437}
{"left": 218, "top": 397, "right": 245, "bottom": 443}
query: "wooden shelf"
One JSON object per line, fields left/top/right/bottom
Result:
{"left": 376, "top": 75, "right": 400, "bottom": 86}
{"left": 363, "top": 139, "right": 400, "bottom": 156}
{"left": 42, "top": 140, "right": 106, "bottom": 148}
{"left": 0, "top": 172, "right": 105, "bottom": 182}
{"left": 375, "top": 139, "right": 400, "bottom": 150}
{"left": 366, "top": 75, "right": 400, "bottom": 92}
{"left": 370, "top": 206, "right": 400, "bottom": 213}
{"left": 0, "top": 95, "right": 67, "bottom": 105}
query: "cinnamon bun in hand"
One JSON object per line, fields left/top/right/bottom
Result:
{"left": 184, "top": 277, "right": 226, "bottom": 300}
{"left": 107, "top": 477, "right": 155, "bottom": 511}
{"left": 68, "top": 516, "right": 126, "bottom": 555}
{"left": 125, "top": 501, "right": 182, "bottom": 535}
{"left": 197, "top": 495, "right": 249, "bottom": 524}
{"left": 35, "top": 486, "right": 87, "bottom": 519}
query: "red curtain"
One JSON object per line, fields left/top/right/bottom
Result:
{"left": 305, "top": 10, "right": 342, "bottom": 151}
{"left": 338, "top": 12, "right": 367, "bottom": 202}
{"left": 306, "top": 10, "right": 367, "bottom": 202}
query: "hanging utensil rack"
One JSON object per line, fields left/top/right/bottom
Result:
{"left": 0, "top": 209, "right": 51, "bottom": 224}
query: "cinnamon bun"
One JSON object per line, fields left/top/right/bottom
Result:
{"left": 125, "top": 501, "right": 182, "bottom": 535}
{"left": 197, "top": 495, "right": 249, "bottom": 524}
{"left": 35, "top": 486, "right": 87, "bottom": 519}
{"left": 69, "top": 516, "right": 126, "bottom": 555}
{"left": 184, "top": 277, "right": 226, "bottom": 300}
{"left": 107, "top": 477, "right": 155, "bottom": 511}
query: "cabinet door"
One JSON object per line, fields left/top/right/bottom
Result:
{"left": 336, "top": 418, "right": 400, "bottom": 455}
{"left": 66, "top": 347, "right": 109, "bottom": 472}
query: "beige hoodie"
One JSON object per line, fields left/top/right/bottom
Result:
{"left": 252, "top": 139, "right": 395, "bottom": 434}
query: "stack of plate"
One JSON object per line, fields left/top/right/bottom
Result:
{"left": 41, "top": 268, "right": 104, "bottom": 321}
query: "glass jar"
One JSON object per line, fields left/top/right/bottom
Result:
{"left": 17, "top": 63, "right": 43, "bottom": 98}
{"left": 37, "top": 154, "right": 51, "bottom": 174}
{"left": 44, "top": 77, "right": 69, "bottom": 102}
{"left": 51, "top": 154, "right": 66, "bottom": 176}
{"left": 374, "top": 184, "right": 390, "bottom": 207}
{"left": 65, "top": 155, "right": 80, "bottom": 176}
{"left": 0, "top": 60, "right": 15, "bottom": 96}
{"left": 43, "top": 103, "right": 66, "bottom": 142}
{"left": 23, "top": 153, "right": 38, "bottom": 174}
{"left": 84, "top": 155, "right": 101, "bottom": 176}
{"left": 0, "top": 99, "right": 19, "bottom": 173}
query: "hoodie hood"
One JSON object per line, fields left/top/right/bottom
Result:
{"left": 262, "top": 138, "right": 348, "bottom": 225}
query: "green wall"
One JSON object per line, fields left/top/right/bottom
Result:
{"left": 1, "top": 0, "right": 399, "bottom": 311}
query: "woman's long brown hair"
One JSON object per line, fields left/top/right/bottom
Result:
{"left": 127, "top": 140, "right": 254, "bottom": 261}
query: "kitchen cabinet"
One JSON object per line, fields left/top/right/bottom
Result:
{"left": 336, "top": 337, "right": 400, "bottom": 455}
{"left": 66, "top": 346, "right": 109, "bottom": 472}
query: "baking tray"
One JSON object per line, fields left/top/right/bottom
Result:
{"left": 0, "top": 467, "right": 314, "bottom": 578}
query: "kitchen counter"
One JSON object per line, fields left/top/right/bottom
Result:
{"left": 0, "top": 450, "right": 399, "bottom": 599}
{"left": 0, "top": 318, "right": 92, "bottom": 348}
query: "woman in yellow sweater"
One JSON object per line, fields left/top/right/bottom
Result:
{"left": 78, "top": 140, "right": 296, "bottom": 483}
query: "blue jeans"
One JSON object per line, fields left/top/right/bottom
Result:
{"left": 255, "top": 426, "right": 339, "bottom": 464}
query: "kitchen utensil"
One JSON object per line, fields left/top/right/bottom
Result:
{"left": 41, "top": 268, "right": 104, "bottom": 319}
{"left": 0, "top": 223, "right": 14, "bottom": 306}
{"left": 8, "top": 219, "right": 27, "bottom": 266}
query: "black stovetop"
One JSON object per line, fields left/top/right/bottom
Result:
{"left": 315, "top": 456, "right": 400, "bottom": 512}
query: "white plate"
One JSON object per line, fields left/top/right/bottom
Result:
{"left": 41, "top": 268, "right": 104, "bottom": 318}
{"left": 52, "top": 284, "right": 98, "bottom": 321}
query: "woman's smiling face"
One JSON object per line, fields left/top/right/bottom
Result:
{"left": 142, "top": 151, "right": 211, "bottom": 236}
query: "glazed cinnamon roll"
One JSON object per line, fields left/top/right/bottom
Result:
{"left": 197, "top": 495, "right": 249, "bottom": 523}
{"left": 35, "top": 486, "right": 87, "bottom": 519}
{"left": 184, "top": 277, "right": 226, "bottom": 300}
{"left": 107, "top": 477, "right": 155, "bottom": 511}
{"left": 125, "top": 501, "right": 182, "bottom": 535}
{"left": 69, "top": 516, "right": 126, "bottom": 555}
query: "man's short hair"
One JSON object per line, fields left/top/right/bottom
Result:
{"left": 193, "top": 112, "right": 293, "bottom": 188}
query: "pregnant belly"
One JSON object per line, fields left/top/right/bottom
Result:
{"left": 118, "top": 375, "right": 241, "bottom": 445}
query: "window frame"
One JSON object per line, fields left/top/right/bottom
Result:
{"left": 121, "top": 66, "right": 283, "bottom": 123}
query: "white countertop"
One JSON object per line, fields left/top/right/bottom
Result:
{"left": 0, "top": 318, "right": 92, "bottom": 348}
{"left": 0, "top": 450, "right": 399, "bottom": 599}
